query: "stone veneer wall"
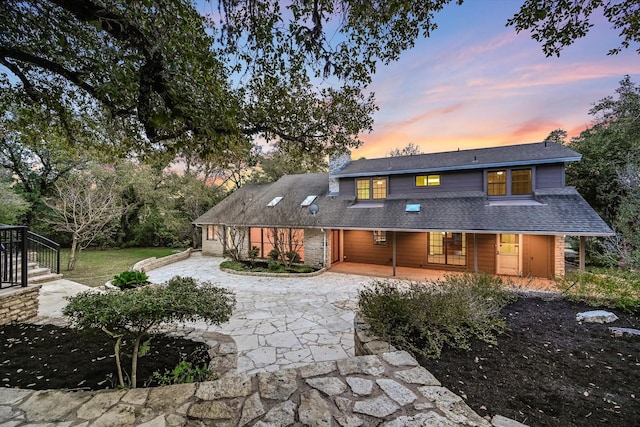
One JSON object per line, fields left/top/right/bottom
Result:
{"left": 0, "top": 285, "right": 42, "bottom": 325}
{"left": 554, "top": 235, "right": 565, "bottom": 278}
{"left": 303, "top": 228, "right": 326, "bottom": 267}
{"left": 202, "top": 230, "right": 225, "bottom": 256}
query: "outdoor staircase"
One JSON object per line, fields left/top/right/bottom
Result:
{"left": 26, "top": 261, "right": 63, "bottom": 284}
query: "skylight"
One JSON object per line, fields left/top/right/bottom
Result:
{"left": 405, "top": 204, "right": 421, "bottom": 212}
{"left": 267, "top": 196, "right": 283, "bottom": 207}
{"left": 300, "top": 195, "right": 317, "bottom": 207}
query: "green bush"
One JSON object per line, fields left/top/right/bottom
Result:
{"left": 358, "top": 273, "right": 516, "bottom": 360}
{"left": 285, "top": 251, "right": 301, "bottom": 263}
{"left": 152, "top": 346, "right": 216, "bottom": 385}
{"left": 558, "top": 269, "right": 640, "bottom": 313}
{"left": 112, "top": 270, "right": 149, "bottom": 289}
{"left": 268, "top": 249, "right": 280, "bottom": 260}
{"left": 64, "top": 275, "right": 236, "bottom": 388}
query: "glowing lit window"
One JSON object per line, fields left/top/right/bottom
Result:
{"left": 511, "top": 169, "right": 532, "bottom": 195}
{"left": 372, "top": 178, "right": 387, "bottom": 199}
{"left": 206, "top": 225, "right": 218, "bottom": 241}
{"left": 356, "top": 177, "right": 387, "bottom": 200}
{"left": 428, "top": 232, "right": 466, "bottom": 265}
{"left": 373, "top": 230, "right": 387, "bottom": 245}
{"left": 416, "top": 174, "right": 441, "bottom": 187}
{"left": 487, "top": 170, "right": 507, "bottom": 196}
{"left": 356, "top": 179, "right": 370, "bottom": 199}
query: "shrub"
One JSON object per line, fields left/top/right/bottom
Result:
{"left": 268, "top": 249, "right": 280, "bottom": 260}
{"left": 64, "top": 276, "right": 236, "bottom": 388}
{"left": 112, "top": 270, "right": 149, "bottom": 289}
{"left": 248, "top": 246, "right": 260, "bottom": 266}
{"left": 358, "top": 273, "right": 516, "bottom": 360}
{"left": 285, "top": 251, "right": 301, "bottom": 263}
{"left": 558, "top": 269, "right": 640, "bottom": 313}
{"left": 152, "top": 346, "right": 216, "bottom": 385}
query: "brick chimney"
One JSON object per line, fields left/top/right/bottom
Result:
{"left": 328, "top": 150, "right": 351, "bottom": 195}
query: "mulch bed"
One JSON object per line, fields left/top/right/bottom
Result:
{"left": 0, "top": 324, "right": 208, "bottom": 390}
{"left": 420, "top": 296, "right": 640, "bottom": 426}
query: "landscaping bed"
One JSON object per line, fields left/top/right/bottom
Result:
{"left": 420, "top": 296, "right": 640, "bottom": 426}
{"left": 220, "top": 259, "right": 320, "bottom": 274}
{"left": 0, "top": 323, "right": 209, "bottom": 390}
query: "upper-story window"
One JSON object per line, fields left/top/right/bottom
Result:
{"left": 356, "top": 177, "right": 387, "bottom": 200}
{"left": 487, "top": 168, "right": 532, "bottom": 196}
{"left": 415, "top": 174, "right": 441, "bottom": 187}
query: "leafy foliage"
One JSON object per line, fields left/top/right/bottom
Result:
{"left": 565, "top": 76, "right": 640, "bottom": 267}
{"left": 358, "top": 274, "right": 516, "bottom": 360}
{"left": 558, "top": 269, "right": 640, "bottom": 313}
{"left": 507, "top": 0, "right": 640, "bottom": 56}
{"left": 63, "top": 276, "right": 236, "bottom": 388}
{"left": 112, "top": 270, "right": 149, "bottom": 290}
{"left": 152, "top": 346, "right": 216, "bottom": 386}
{"left": 0, "top": 181, "right": 29, "bottom": 224}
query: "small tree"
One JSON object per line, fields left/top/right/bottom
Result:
{"left": 63, "top": 276, "right": 236, "bottom": 388}
{"left": 46, "top": 170, "right": 124, "bottom": 270}
{"left": 266, "top": 227, "right": 304, "bottom": 268}
{"left": 387, "top": 143, "right": 423, "bottom": 157}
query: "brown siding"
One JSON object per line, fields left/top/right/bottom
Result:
{"left": 390, "top": 170, "right": 483, "bottom": 195}
{"left": 395, "top": 232, "right": 427, "bottom": 268}
{"left": 536, "top": 164, "right": 565, "bottom": 189}
{"left": 475, "top": 234, "right": 496, "bottom": 274}
{"left": 344, "top": 230, "right": 393, "bottom": 265}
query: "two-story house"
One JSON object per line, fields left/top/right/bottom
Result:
{"left": 194, "top": 142, "right": 613, "bottom": 278}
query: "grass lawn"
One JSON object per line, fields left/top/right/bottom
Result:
{"left": 61, "top": 247, "right": 184, "bottom": 287}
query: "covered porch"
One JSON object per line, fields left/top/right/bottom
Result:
{"left": 328, "top": 261, "right": 559, "bottom": 291}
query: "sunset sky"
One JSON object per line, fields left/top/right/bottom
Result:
{"left": 353, "top": 1, "right": 640, "bottom": 159}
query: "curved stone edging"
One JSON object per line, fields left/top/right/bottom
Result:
{"left": 220, "top": 266, "right": 327, "bottom": 278}
{"left": 353, "top": 314, "right": 530, "bottom": 427}
{"left": 132, "top": 248, "right": 193, "bottom": 273}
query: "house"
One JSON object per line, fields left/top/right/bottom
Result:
{"left": 194, "top": 142, "right": 613, "bottom": 278}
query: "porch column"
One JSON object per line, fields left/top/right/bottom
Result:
{"left": 579, "top": 236, "right": 586, "bottom": 272}
{"left": 473, "top": 233, "right": 478, "bottom": 273}
{"left": 392, "top": 231, "right": 397, "bottom": 277}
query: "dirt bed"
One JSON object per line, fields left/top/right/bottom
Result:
{"left": 0, "top": 323, "right": 208, "bottom": 390}
{"left": 420, "top": 296, "right": 640, "bottom": 426}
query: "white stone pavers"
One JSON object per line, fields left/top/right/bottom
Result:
{"left": 144, "top": 254, "right": 369, "bottom": 374}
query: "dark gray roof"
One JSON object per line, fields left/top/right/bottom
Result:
{"left": 333, "top": 141, "right": 581, "bottom": 177}
{"left": 194, "top": 173, "right": 613, "bottom": 236}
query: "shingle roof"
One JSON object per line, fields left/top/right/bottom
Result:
{"left": 194, "top": 173, "right": 613, "bottom": 236}
{"left": 333, "top": 141, "right": 581, "bottom": 177}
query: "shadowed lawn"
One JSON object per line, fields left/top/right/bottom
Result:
{"left": 61, "top": 248, "right": 184, "bottom": 287}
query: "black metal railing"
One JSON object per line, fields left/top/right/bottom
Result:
{"left": 27, "top": 231, "right": 60, "bottom": 274}
{"left": 0, "top": 225, "right": 28, "bottom": 289}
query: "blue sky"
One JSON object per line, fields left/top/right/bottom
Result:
{"left": 354, "top": 1, "right": 640, "bottom": 158}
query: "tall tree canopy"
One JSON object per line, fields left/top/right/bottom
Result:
{"left": 1, "top": 0, "right": 463, "bottom": 162}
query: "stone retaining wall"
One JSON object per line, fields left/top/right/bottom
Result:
{"left": 354, "top": 313, "right": 398, "bottom": 356}
{"left": 132, "top": 248, "right": 193, "bottom": 273}
{"left": 0, "top": 285, "right": 42, "bottom": 325}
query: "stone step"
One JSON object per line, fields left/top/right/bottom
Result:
{"left": 27, "top": 267, "right": 51, "bottom": 277}
{"left": 27, "top": 272, "right": 63, "bottom": 284}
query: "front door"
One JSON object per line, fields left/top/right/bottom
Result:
{"left": 497, "top": 234, "right": 521, "bottom": 275}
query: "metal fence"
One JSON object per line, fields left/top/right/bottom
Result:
{"left": 0, "top": 225, "right": 60, "bottom": 289}
{"left": 0, "top": 225, "right": 28, "bottom": 289}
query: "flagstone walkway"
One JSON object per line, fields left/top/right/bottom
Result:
{"left": 145, "top": 253, "right": 372, "bottom": 375}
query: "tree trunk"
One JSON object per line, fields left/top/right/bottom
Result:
{"left": 67, "top": 236, "right": 79, "bottom": 271}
